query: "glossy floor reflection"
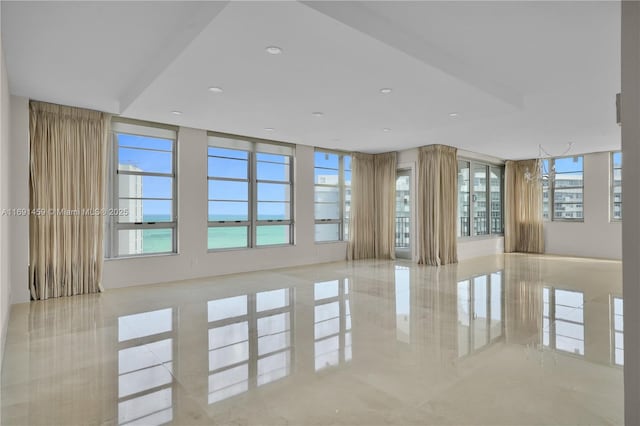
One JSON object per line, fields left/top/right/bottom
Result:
{"left": 1, "top": 254, "right": 623, "bottom": 425}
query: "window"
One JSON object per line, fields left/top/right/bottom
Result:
{"left": 208, "top": 134, "right": 294, "bottom": 250}
{"left": 611, "top": 152, "right": 622, "bottom": 221}
{"left": 314, "top": 151, "right": 351, "bottom": 242}
{"left": 542, "top": 156, "right": 584, "bottom": 221}
{"left": 457, "top": 160, "right": 503, "bottom": 237}
{"left": 108, "top": 120, "right": 177, "bottom": 258}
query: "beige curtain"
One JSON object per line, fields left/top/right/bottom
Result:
{"left": 348, "top": 152, "right": 396, "bottom": 260}
{"left": 504, "top": 160, "right": 544, "bottom": 253}
{"left": 416, "top": 145, "right": 458, "bottom": 266}
{"left": 29, "top": 101, "right": 110, "bottom": 300}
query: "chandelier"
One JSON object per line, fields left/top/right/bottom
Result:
{"left": 524, "top": 142, "right": 574, "bottom": 183}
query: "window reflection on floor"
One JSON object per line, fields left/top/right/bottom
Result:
{"left": 395, "top": 266, "right": 411, "bottom": 344}
{"left": 117, "top": 308, "right": 175, "bottom": 426}
{"left": 612, "top": 296, "right": 623, "bottom": 366}
{"left": 457, "top": 272, "right": 503, "bottom": 358}
{"left": 543, "top": 287, "right": 585, "bottom": 356}
{"left": 314, "top": 279, "right": 351, "bottom": 371}
{"left": 207, "top": 288, "right": 293, "bottom": 405}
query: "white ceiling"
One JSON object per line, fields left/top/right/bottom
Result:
{"left": 1, "top": 1, "right": 620, "bottom": 159}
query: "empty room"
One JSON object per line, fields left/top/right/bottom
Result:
{"left": 1, "top": 1, "right": 639, "bottom": 425}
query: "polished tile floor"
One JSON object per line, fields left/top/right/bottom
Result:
{"left": 1, "top": 254, "right": 623, "bottom": 425}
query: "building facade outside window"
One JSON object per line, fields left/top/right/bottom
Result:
{"left": 208, "top": 133, "right": 294, "bottom": 250}
{"left": 457, "top": 160, "right": 504, "bottom": 238}
{"left": 542, "top": 156, "right": 584, "bottom": 221}
{"left": 107, "top": 119, "right": 178, "bottom": 258}
{"left": 314, "top": 150, "right": 351, "bottom": 242}
{"left": 611, "top": 151, "right": 622, "bottom": 221}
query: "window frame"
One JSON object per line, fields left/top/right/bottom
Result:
{"left": 457, "top": 158, "right": 504, "bottom": 239}
{"left": 314, "top": 149, "right": 351, "bottom": 243}
{"left": 543, "top": 155, "right": 585, "bottom": 222}
{"left": 107, "top": 118, "right": 178, "bottom": 259}
{"left": 610, "top": 151, "right": 622, "bottom": 222}
{"left": 207, "top": 132, "right": 295, "bottom": 251}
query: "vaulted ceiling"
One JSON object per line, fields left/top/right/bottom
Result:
{"left": 1, "top": 1, "right": 620, "bottom": 159}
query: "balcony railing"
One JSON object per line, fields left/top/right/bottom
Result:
{"left": 459, "top": 216, "right": 503, "bottom": 236}
{"left": 395, "top": 216, "right": 410, "bottom": 248}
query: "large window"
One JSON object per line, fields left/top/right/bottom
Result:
{"left": 108, "top": 120, "right": 177, "bottom": 258}
{"left": 208, "top": 134, "right": 294, "bottom": 250}
{"left": 611, "top": 152, "right": 622, "bottom": 221}
{"left": 314, "top": 151, "right": 351, "bottom": 242}
{"left": 542, "top": 156, "right": 584, "bottom": 221}
{"left": 457, "top": 160, "right": 504, "bottom": 237}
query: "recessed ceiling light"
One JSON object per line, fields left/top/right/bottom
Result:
{"left": 383, "top": 128, "right": 391, "bottom": 132}
{"left": 312, "top": 112, "right": 324, "bottom": 117}
{"left": 171, "top": 111, "right": 182, "bottom": 115}
{"left": 266, "top": 46, "right": 283, "bottom": 55}
{"left": 264, "top": 127, "right": 275, "bottom": 132}
{"left": 380, "top": 88, "right": 392, "bottom": 94}
{"left": 208, "top": 86, "right": 224, "bottom": 93}
{"left": 449, "top": 112, "right": 459, "bottom": 118}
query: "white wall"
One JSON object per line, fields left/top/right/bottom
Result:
{"left": 0, "top": 34, "right": 11, "bottom": 364}
{"left": 544, "top": 151, "right": 622, "bottom": 260}
{"left": 102, "top": 129, "right": 347, "bottom": 289}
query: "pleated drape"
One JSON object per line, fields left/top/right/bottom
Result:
{"left": 504, "top": 160, "right": 545, "bottom": 253}
{"left": 348, "top": 151, "right": 396, "bottom": 260}
{"left": 29, "top": 101, "right": 110, "bottom": 300}
{"left": 416, "top": 145, "right": 458, "bottom": 266}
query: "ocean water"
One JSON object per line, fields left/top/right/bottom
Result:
{"left": 135, "top": 215, "right": 289, "bottom": 253}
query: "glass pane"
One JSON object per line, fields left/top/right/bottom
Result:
{"left": 118, "top": 134, "right": 172, "bottom": 152}
{"left": 257, "top": 202, "right": 290, "bottom": 220}
{"left": 314, "top": 152, "right": 339, "bottom": 169}
{"left": 315, "top": 186, "right": 340, "bottom": 203}
{"left": 257, "top": 162, "right": 290, "bottom": 182}
{"left": 315, "top": 223, "right": 340, "bottom": 242}
{"left": 208, "top": 180, "right": 248, "bottom": 201}
{"left": 473, "top": 164, "right": 488, "bottom": 236}
{"left": 118, "top": 175, "right": 172, "bottom": 199}
{"left": 344, "top": 155, "right": 351, "bottom": 171}
{"left": 554, "top": 156, "right": 583, "bottom": 173}
{"left": 315, "top": 202, "right": 340, "bottom": 220}
{"left": 118, "top": 228, "right": 173, "bottom": 256}
{"left": 208, "top": 147, "right": 248, "bottom": 160}
{"left": 118, "top": 199, "right": 172, "bottom": 223}
{"left": 208, "top": 157, "right": 248, "bottom": 179}
{"left": 208, "top": 201, "right": 248, "bottom": 221}
{"left": 315, "top": 168, "right": 339, "bottom": 185}
{"left": 257, "top": 152, "right": 288, "bottom": 163}
{"left": 208, "top": 227, "right": 248, "bottom": 250}
{"left": 257, "top": 183, "right": 290, "bottom": 202}
{"left": 554, "top": 172, "right": 583, "bottom": 188}
{"left": 613, "top": 152, "right": 622, "bottom": 168}
{"left": 458, "top": 161, "right": 470, "bottom": 237}
{"left": 256, "top": 225, "right": 289, "bottom": 246}
{"left": 490, "top": 167, "right": 503, "bottom": 234}
{"left": 118, "top": 147, "right": 172, "bottom": 174}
